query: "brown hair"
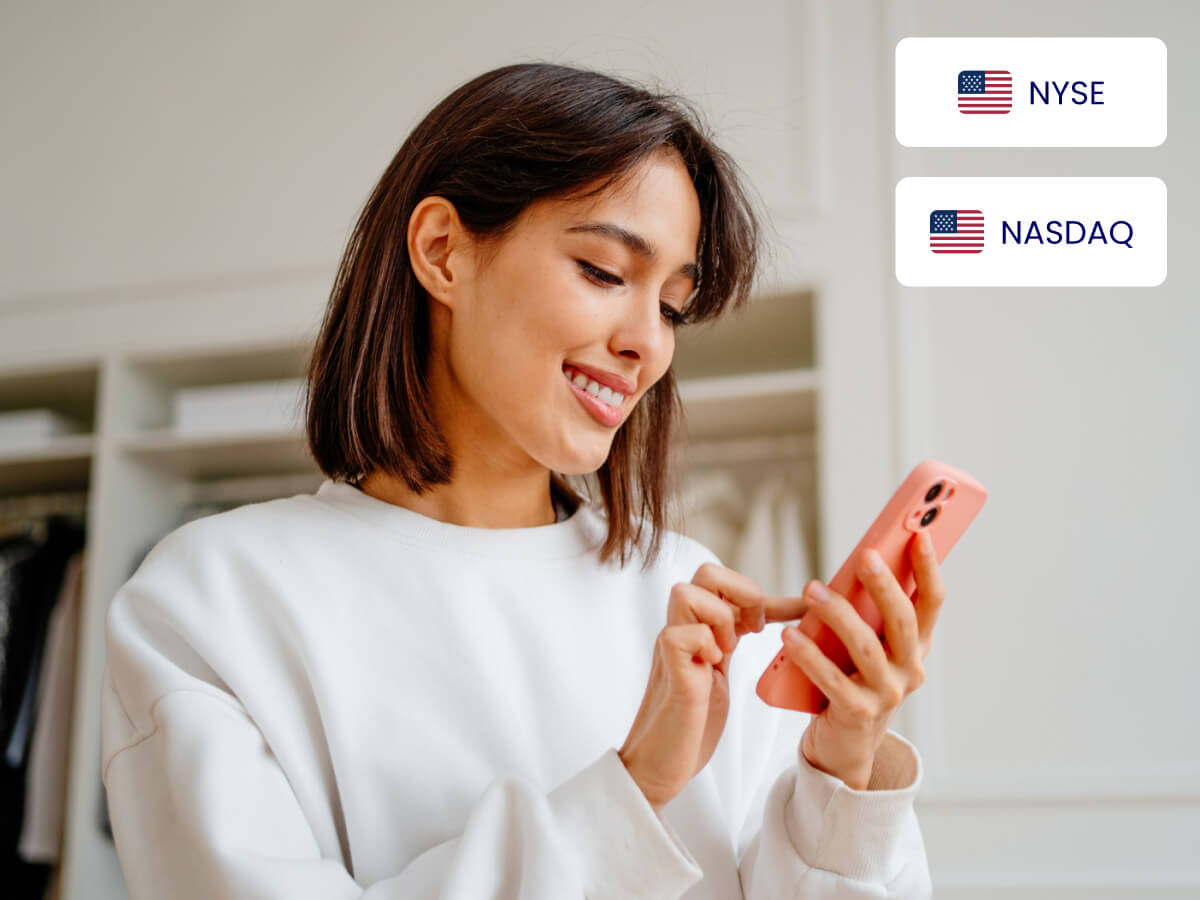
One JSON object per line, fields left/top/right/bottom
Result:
{"left": 305, "top": 61, "right": 764, "bottom": 570}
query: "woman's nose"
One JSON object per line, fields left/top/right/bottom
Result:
{"left": 608, "top": 291, "right": 671, "bottom": 364}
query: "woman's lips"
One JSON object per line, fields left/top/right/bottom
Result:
{"left": 564, "top": 370, "right": 623, "bottom": 427}
{"left": 562, "top": 361, "right": 636, "bottom": 395}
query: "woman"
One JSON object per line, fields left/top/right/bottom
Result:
{"left": 101, "top": 62, "right": 938, "bottom": 898}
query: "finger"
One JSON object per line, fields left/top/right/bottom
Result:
{"left": 782, "top": 625, "right": 871, "bottom": 711}
{"left": 909, "top": 530, "right": 946, "bottom": 652}
{"left": 664, "top": 622, "right": 724, "bottom": 667}
{"left": 690, "top": 562, "right": 811, "bottom": 631}
{"left": 856, "top": 547, "right": 921, "bottom": 669}
{"left": 689, "top": 562, "right": 770, "bottom": 634}
{"left": 761, "top": 592, "right": 810, "bottom": 626}
{"left": 802, "top": 581, "right": 891, "bottom": 689}
{"left": 667, "top": 581, "right": 739, "bottom": 655}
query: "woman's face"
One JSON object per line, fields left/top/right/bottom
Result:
{"left": 421, "top": 148, "right": 702, "bottom": 476}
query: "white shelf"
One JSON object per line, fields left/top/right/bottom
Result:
{"left": 109, "top": 366, "right": 820, "bottom": 473}
{"left": 119, "top": 427, "right": 313, "bottom": 479}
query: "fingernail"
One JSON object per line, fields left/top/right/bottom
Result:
{"left": 807, "top": 582, "right": 829, "bottom": 604}
{"left": 863, "top": 550, "right": 883, "bottom": 574}
{"left": 920, "top": 531, "right": 934, "bottom": 554}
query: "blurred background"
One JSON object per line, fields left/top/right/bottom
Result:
{"left": 1, "top": 1, "right": 1196, "bottom": 898}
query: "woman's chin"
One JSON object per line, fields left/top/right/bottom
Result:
{"left": 546, "top": 443, "right": 613, "bottom": 476}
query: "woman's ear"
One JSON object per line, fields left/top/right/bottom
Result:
{"left": 407, "top": 196, "right": 474, "bottom": 310}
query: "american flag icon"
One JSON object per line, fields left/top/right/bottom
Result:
{"left": 957, "top": 70, "right": 1012, "bottom": 114}
{"left": 929, "top": 209, "right": 984, "bottom": 253}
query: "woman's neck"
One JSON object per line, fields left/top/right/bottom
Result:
{"left": 355, "top": 468, "right": 562, "bottom": 528}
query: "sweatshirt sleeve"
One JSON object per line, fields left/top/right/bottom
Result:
{"left": 101, "top": 679, "right": 704, "bottom": 899}
{"left": 101, "top": 525, "right": 707, "bottom": 900}
{"left": 728, "top": 629, "right": 933, "bottom": 898}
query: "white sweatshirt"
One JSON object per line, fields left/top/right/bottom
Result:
{"left": 101, "top": 478, "right": 932, "bottom": 899}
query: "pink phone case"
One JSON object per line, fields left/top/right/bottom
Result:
{"left": 756, "top": 459, "right": 987, "bottom": 713}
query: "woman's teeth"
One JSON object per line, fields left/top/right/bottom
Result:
{"left": 564, "top": 366, "right": 625, "bottom": 408}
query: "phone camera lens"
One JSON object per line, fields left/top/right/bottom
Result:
{"left": 924, "top": 482, "right": 944, "bottom": 503}
{"left": 920, "top": 506, "right": 939, "bottom": 527}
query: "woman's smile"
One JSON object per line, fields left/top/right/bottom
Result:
{"left": 563, "top": 363, "right": 626, "bottom": 426}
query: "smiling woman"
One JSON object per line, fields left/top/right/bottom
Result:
{"left": 100, "top": 60, "right": 933, "bottom": 900}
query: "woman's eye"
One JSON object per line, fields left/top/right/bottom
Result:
{"left": 576, "top": 260, "right": 623, "bottom": 286}
{"left": 660, "top": 303, "right": 687, "bottom": 328}
{"left": 577, "top": 260, "right": 688, "bottom": 328}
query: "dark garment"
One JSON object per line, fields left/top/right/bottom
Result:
{"left": 0, "top": 515, "right": 86, "bottom": 898}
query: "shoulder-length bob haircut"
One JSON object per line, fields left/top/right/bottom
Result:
{"left": 305, "top": 61, "right": 764, "bottom": 570}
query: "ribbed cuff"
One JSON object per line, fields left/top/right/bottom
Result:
{"left": 546, "top": 747, "right": 704, "bottom": 900}
{"left": 786, "top": 730, "right": 924, "bottom": 882}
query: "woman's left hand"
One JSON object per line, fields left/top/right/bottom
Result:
{"left": 782, "top": 529, "right": 945, "bottom": 790}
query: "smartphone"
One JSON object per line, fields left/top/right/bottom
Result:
{"left": 756, "top": 459, "right": 987, "bottom": 713}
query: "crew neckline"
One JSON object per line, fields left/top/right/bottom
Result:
{"left": 311, "top": 478, "right": 605, "bottom": 560}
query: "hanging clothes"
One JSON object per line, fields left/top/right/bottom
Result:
{"left": 19, "top": 550, "right": 85, "bottom": 864}
{"left": 732, "top": 471, "right": 814, "bottom": 598}
{"left": 675, "top": 469, "right": 746, "bottom": 567}
{"left": 0, "top": 514, "right": 86, "bottom": 899}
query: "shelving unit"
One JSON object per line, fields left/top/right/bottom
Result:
{"left": 0, "top": 286, "right": 819, "bottom": 900}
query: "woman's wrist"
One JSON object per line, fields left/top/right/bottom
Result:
{"left": 800, "top": 722, "right": 875, "bottom": 791}
{"left": 802, "top": 745, "right": 872, "bottom": 790}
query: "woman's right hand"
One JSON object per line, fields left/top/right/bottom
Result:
{"left": 618, "top": 562, "right": 810, "bottom": 812}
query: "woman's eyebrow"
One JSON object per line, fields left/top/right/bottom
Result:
{"left": 565, "top": 222, "right": 699, "bottom": 284}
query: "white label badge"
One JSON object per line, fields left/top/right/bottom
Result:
{"left": 895, "top": 178, "right": 1166, "bottom": 287}
{"left": 896, "top": 37, "right": 1167, "bottom": 147}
